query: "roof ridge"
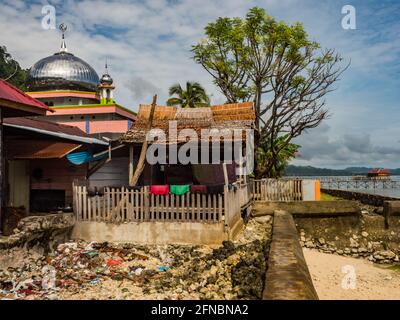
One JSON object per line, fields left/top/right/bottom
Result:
{"left": 0, "top": 79, "right": 49, "bottom": 110}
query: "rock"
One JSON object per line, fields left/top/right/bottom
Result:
{"left": 300, "top": 236, "right": 306, "bottom": 242}
{"left": 375, "top": 250, "right": 396, "bottom": 260}
{"left": 254, "top": 216, "right": 271, "bottom": 224}
{"left": 350, "top": 238, "right": 359, "bottom": 248}
{"left": 337, "top": 250, "right": 344, "bottom": 255}
{"left": 361, "top": 231, "right": 369, "bottom": 238}
{"left": 318, "top": 238, "right": 326, "bottom": 245}
{"left": 358, "top": 247, "right": 368, "bottom": 254}
{"left": 335, "top": 236, "right": 339, "bottom": 241}
{"left": 226, "top": 255, "right": 239, "bottom": 266}
{"left": 368, "top": 255, "right": 375, "bottom": 261}
{"left": 373, "top": 254, "right": 385, "bottom": 261}
{"left": 305, "top": 241, "right": 315, "bottom": 248}
{"left": 351, "top": 248, "right": 358, "bottom": 254}
{"left": 361, "top": 210, "right": 369, "bottom": 215}
{"left": 352, "top": 234, "right": 358, "bottom": 240}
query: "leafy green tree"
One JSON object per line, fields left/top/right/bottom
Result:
{"left": 166, "top": 81, "right": 210, "bottom": 108}
{"left": 0, "top": 46, "right": 29, "bottom": 91}
{"left": 192, "top": 7, "right": 348, "bottom": 177}
{"left": 256, "top": 134, "right": 300, "bottom": 178}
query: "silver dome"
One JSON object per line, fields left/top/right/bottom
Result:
{"left": 28, "top": 52, "right": 100, "bottom": 92}
{"left": 100, "top": 73, "right": 113, "bottom": 85}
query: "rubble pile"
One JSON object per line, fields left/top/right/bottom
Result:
{"left": 0, "top": 213, "right": 74, "bottom": 251}
{"left": 0, "top": 216, "right": 272, "bottom": 300}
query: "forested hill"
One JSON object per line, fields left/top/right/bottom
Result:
{"left": 285, "top": 165, "right": 400, "bottom": 176}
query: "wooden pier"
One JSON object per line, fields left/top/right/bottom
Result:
{"left": 320, "top": 178, "right": 400, "bottom": 190}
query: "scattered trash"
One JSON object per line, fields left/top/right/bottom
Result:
{"left": 89, "top": 278, "right": 101, "bottom": 286}
{"left": 0, "top": 217, "right": 273, "bottom": 300}
{"left": 107, "top": 259, "right": 123, "bottom": 267}
{"left": 157, "top": 266, "right": 169, "bottom": 272}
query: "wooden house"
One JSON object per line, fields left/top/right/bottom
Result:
{"left": 72, "top": 102, "right": 256, "bottom": 245}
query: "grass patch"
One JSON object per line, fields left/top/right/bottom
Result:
{"left": 320, "top": 192, "right": 342, "bottom": 201}
{"left": 387, "top": 265, "right": 400, "bottom": 272}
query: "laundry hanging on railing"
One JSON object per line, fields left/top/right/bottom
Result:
{"left": 149, "top": 185, "right": 170, "bottom": 195}
{"left": 190, "top": 185, "right": 208, "bottom": 194}
{"left": 206, "top": 184, "right": 225, "bottom": 194}
{"left": 170, "top": 185, "right": 190, "bottom": 195}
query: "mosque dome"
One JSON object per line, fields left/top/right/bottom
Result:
{"left": 27, "top": 51, "right": 100, "bottom": 92}
{"left": 100, "top": 72, "right": 113, "bottom": 85}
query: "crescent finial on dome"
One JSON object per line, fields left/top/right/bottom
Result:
{"left": 59, "top": 23, "right": 68, "bottom": 53}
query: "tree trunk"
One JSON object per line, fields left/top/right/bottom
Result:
{"left": 129, "top": 94, "right": 157, "bottom": 186}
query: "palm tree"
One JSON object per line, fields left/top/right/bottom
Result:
{"left": 166, "top": 81, "right": 210, "bottom": 108}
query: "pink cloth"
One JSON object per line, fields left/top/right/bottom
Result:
{"left": 150, "top": 185, "right": 170, "bottom": 195}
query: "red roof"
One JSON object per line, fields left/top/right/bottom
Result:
{"left": 368, "top": 168, "right": 390, "bottom": 174}
{"left": 0, "top": 79, "right": 50, "bottom": 114}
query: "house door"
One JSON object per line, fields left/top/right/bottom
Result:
{"left": 8, "top": 160, "right": 30, "bottom": 212}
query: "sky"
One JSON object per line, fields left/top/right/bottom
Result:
{"left": 0, "top": 0, "right": 399, "bottom": 169}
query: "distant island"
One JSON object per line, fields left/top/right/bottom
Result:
{"left": 285, "top": 165, "right": 400, "bottom": 176}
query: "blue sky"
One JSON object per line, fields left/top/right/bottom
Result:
{"left": 0, "top": 0, "right": 399, "bottom": 168}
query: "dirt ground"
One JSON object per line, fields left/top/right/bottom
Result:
{"left": 303, "top": 248, "right": 400, "bottom": 300}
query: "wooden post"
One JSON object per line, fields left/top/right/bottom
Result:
{"left": 129, "top": 94, "right": 157, "bottom": 186}
{"left": 222, "top": 162, "right": 228, "bottom": 185}
{"left": 128, "top": 145, "right": 134, "bottom": 184}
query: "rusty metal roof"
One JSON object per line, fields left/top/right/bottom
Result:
{"left": 4, "top": 117, "right": 108, "bottom": 145}
{"left": 6, "top": 140, "right": 82, "bottom": 159}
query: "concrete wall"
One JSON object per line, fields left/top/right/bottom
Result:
{"left": 321, "top": 188, "right": 399, "bottom": 207}
{"left": 263, "top": 210, "right": 318, "bottom": 300}
{"left": 71, "top": 220, "right": 242, "bottom": 245}
{"left": 252, "top": 200, "right": 360, "bottom": 217}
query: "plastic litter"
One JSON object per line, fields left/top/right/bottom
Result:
{"left": 107, "top": 259, "right": 123, "bottom": 267}
{"left": 157, "top": 266, "right": 169, "bottom": 272}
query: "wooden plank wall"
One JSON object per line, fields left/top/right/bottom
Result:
{"left": 88, "top": 157, "right": 131, "bottom": 189}
{"left": 252, "top": 179, "right": 303, "bottom": 201}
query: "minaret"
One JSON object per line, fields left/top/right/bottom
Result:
{"left": 98, "top": 59, "right": 115, "bottom": 104}
{"left": 59, "top": 23, "right": 68, "bottom": 53}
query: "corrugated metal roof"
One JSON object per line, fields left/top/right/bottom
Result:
{"left": 7, "top": 140, "right": 81, "bottom": 159}
{"left": 4, "top": 117, "right": 108, "bottom": 146}
{"left": 0, "top": 79, "right": 50, "bottom": 111}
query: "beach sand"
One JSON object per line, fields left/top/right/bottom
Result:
{"left": 303, "top": 248, "right": 400, "bottom": 300}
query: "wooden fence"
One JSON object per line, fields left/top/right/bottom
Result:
{"left": 251, "top": 179, "right": 303, "bottom": 201}
{"left": 73, "top": 183, "right": 250, "bottom": 224}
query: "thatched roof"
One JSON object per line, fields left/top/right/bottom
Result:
{"left": 120, "top": 102, "right": 255, "bottom": 144}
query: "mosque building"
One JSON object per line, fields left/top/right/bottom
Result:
{"left": 25, "top": 24, "right": 136, "bottom": 138}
